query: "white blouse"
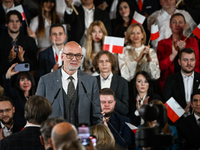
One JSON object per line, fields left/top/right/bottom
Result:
{"left": 30, "top": 16, "right": 51, "bottom": 49}
{"left": 118, "top": 45, "right": 160, "bottom": 82}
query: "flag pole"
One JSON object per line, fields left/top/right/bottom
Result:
{"left": 70, "top": 3, "right": 79, "bottom": 15}
{"left": 25, "top": 19, "right": 28, "bottom": 27}
{"left": 176, "top": 0, "right": 182, "bottom": 7}
{"left": 184, "top": 32, "right": 193, "bottom": 42}
{"left": 147, "top": 38, "right": 151, "bottom": 46}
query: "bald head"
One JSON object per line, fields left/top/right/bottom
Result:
{"left": 51, "top": 122, "right": 78, "bottom": 150}
{"left": 61, "top": 41, "right": 83, "bottom": 75}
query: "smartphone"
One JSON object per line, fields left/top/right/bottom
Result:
{"left": 90, "top": 135, "right": 96, "bottom": 146}
{"left": 14, "top": 63, "right": 30, "bottom": 72}
{"left": 78, "top": 124, "right": 90, "bottom": 146}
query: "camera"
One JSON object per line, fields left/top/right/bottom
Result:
{"left": 135, "top": 104, "right": 173, "bottom": 148}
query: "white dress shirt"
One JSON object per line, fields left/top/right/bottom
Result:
{"left": 61, "top": 68, "right": 78, "bottom": 94}
{"left": 194, "top": 113, "right": 200, "bottom": 126}
{"left": 100, "top": 72, "right": 113, "bottom": 89}
{"left": 2, "top": 3, "right": 15, "bottom": 13}
{"left": 181, "top": 71, "right": 194, "bottom": 104}
{"left": 0, "top": 122, "right": 13, "bottom": 137}
{"left": 118, "top": 45, "right": 160, "bottom": 81}
{"left": 147, "top": 9, "right": 197, "bottom": 51}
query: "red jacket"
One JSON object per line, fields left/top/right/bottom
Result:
{"left": 157, "top": 36, "right": 200, "bottom": 91}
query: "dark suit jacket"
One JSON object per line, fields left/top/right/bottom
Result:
{"left": 162, "top": 71, "right": 200, "bottom": 109}
{"left": 96, "top": 74, "right": 129, "bottom": 115}
{"left": 64, "top": 5, "right": 112, "bottom": 44}
{"left": 0, "top": 126, "right": 45, "bottom": 150}
{"left": 0, "top": 4, "right": 30, "bottom": 36}
{"left": 36, "top": 69, "right": 102, "bottom": 126}
{"left": 177, "top": 114, "right": 200, "bottom": 150}
{"left": 37, "top": 46, "right": 56, "bottom": 80}
{"left": 0, "top": 32, "right": 37, "bottom": 86}
{"left": 108, "top": 112, "right": 132, "bottom": 148}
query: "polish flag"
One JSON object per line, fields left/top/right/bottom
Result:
{"left": 125, "top": 122, "right": 138, "bottom": 134}
{"left": 164, "top": 97, "right": 185, "bottom": 123}
{"left": 150, "top": 24, "right": 159, "bottom": 41}
{"left": 7, "top": 5, "right": 26, "bottom": 20}
{"left": 131, "top": 11, "right": 146, "bottom": 25}
{"left": 103, "top": 36, "right": 124, "bottom": 54}
{"left": 192, "top": 24, "right": 200, "bottom": 39}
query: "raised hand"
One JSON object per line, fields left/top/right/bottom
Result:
{"left": 8, "top": 46, "right": 17, "bottom": 61}
{"left": 5, "top": 63, "right": 19, "bottom": 79}
{"left": 17, "top": 46, "right": 25, "bottom": 62}
{"left": 27, "top": 27, "right": 36, "bottom": 39}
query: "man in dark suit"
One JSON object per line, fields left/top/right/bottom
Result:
{"left": 93, "top": 50, "right": 129, "bottom": 115}
{"left": 36, "top": 41, "right": 102, "bottom": 127}
{"left": 37, "top": 24, "right": 67, "bottom": 80}
{"left": 0, "top": 10, "right": 37, "bottom": 86}
{"left": 177, "top": 89, "right": 200, "bottom": 149}
{"left": 0, "top": 0, "right": 30, "bottom": 36}
{"left": 100, "top": 88, "right": 132, "bottom": 149}
{"left": 0, "top": 95, "right": 52, "bottom": 150}
{"left": 0, "top": 96, "right": 22, "bottom": 140}
{"left": 162, "top": 48, "right": 200, "bottom": 125}
{"left": 64, "top": 0, "right": 112, "bottom": 46}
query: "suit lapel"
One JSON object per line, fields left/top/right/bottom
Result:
{"left": 176, "top": 72, "right": 186, "bottom": 101}
{"left": 48, "top": 46, "right": 56, "bottom": 65}
{"left": 96, "top": 75, "right": 101, "bottom": 89}
{"left": 193, "top": 72, "right": 200, "bottom": 92}
{"left": 110, "top": 74, "right": 118, "bottom": 93}
{"left": 78, "top": 6, "right": 85, "bottom": 29}
{"left": 53, "top": 69, "right": 64, "bottom": 114}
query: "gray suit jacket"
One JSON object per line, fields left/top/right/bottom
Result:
{"left": 36, "top": 69, "right": 102, "bottom": 126}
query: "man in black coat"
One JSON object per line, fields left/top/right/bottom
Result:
{"left": 177, "top": 89, "right": 200, "bottom": 150}
{"left": 93, "top": 50, "right": 129, "bottom": 115}
{"left": 64, "top": 0, "right": 112, "bottom": 46}
{"left": 0, "top": 95, "right": 52, "bottom": 150}
{"left": 0, "top": 10, "right": 37, "bottom": 86}
{"left": 162, "top": 48, "right": 200, "bottom": 125}
{"left": 0, "top": 96, "right": 22, "bottom": 140}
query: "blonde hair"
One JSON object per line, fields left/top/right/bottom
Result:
{"left": 90, "top": 124, "right": 115, "bottom": 150}
{"left": 126, "top": 23, "right": 146, "bottom": 46}
{"left": 84, "top": 21, "right": 107, "bottom": 70}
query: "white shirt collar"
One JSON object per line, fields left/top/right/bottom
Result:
{"left": 25, "top": 124, "right": 41, "bottom": 128}
{"left": 181, "top": 71, "right": 194, "bottom": 79}
{"left": 0, "top": 122, "right": 13, "bottom": 130}
{"left": 82, "top": 5, "right": 95, "bottom": 12}
{"left": 2, "top": 3, "right": 15, "bottom": 13}
{"left": 61, "top": 67, "right": 78, "bottom": 81}
{"left": 194, "top": 113, "right": 200, "bottom": 123}
{"left": 100, "top": 72, "right": 113, "bottom": 81}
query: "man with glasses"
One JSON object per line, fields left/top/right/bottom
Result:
{"left": 36, "top": 41, "right": 102, "bottom": 127}
{"left": 177, "top": 89, "right": 200, "bottom": 149}
{"left": 99, "top": 88, "right": 132, "bottom": 149}
{"left": 0, "top": 96, "right": 22, "bottom": 140}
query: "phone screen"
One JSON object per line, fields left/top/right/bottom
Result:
{"left": 78, "top": 124, "right": 90, "bottom": 146}
{"left": 90, "top": 135, "right": 96, "bottom": 146}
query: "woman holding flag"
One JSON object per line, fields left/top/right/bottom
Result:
{"left": 157, "top": 13, "right": 200, "bottom": 91}
{"left": 118, "top": 23, "right": 160, "bottom": 82}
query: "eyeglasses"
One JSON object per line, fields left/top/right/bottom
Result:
{"left": 0, "top": 108, "right": 12, "bottom": 114}
{"left": 63, "top": 52, "right": 83, "bottom": 60}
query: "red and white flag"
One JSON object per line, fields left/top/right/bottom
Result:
{"left": 125, "top": 122, "right": 138, "bottom": 134}
{"left": 150, "top": 24, "right": 159, "bottom": 41}
{"left": 192, "top": 24, "right": 200, "bottom": 39}
{"left": 103, "top": 36, "right": 124, "bottom": 54}
{"left": 7, "top": 5, "right": 26, "bottom": 20}
{"left": 131, "top": 11, "right": 145, "bottom": 25}
{"left": 164, "top": 97, "right": 185, "bottom": 123}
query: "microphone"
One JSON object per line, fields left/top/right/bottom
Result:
{"left": 51, "top": 88, "right": 61, "bottom": 105}
{"left": 80, "top": 82, "right": 128, "bottom": 149}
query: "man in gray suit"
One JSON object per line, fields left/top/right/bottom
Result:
{"left": 36, "top": 41, "right": 102, "bottom": 126}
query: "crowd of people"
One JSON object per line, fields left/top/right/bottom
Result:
{"left": 0, "top": 0, "right": 200, "bottom": 149}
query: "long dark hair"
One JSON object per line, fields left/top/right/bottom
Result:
{"left": 37, "top": 0, "right": 60, "bottom": 38}
{"left": 15, "top": 72, "right": 36, "bottom": 99}
{"left": 113, "top": 0, "right": 134, "bottom": 35}
{"left": 133, "top": 71, "right": 153, "bottom": 100}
